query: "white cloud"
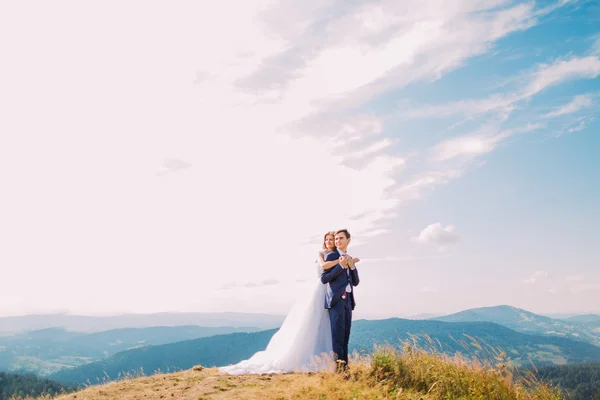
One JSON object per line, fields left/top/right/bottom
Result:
{"left": 524, "top": 270, "right": 549, "bottom": 284}
{"left": 403, "top": 56, "right": 600, "bottom": 120}
{"left": 420, "top": 286, "right": 438, "bottom": 293}
{"left": 525, "top": 57, "right": 600, "bottom": 97}
{"left": 360, "top": 255, "right": 448, "bottom": 263}
{"left": 156, "top": 158, "right": 192, "bottom": 176}
{"left": 543, "top": 94, "right": 594, "bottom": 118}
{"left": 434, "top": 134, "right": 499, "bottom": 161}
{"left": 344, "top": 138, "right": 395, "bottom": 160}
{"left": 222, "top": 279, "right": 280, "bottom": 290}
{"left": 393, "top": 170, "right": 462, "bottom": 203}
{"left": 432, "top": 123, "right": 544, "bottom": 161}
{"left": 571, "top": 283, "right": 600, "bottom": 293}
{"left": 412, "top": 223, "right": 461, "bottom": 247}
{"left": 567, "top": 118, "right": 592, "bottom": 133}
{"left": 566, "top": 274, "right": 585, "bottom": 282}
{"left": 592, "top": 35, "right": 600, "bottom": 55}
{"left": 239, "top": 0, "right": 542, "bottom": 104}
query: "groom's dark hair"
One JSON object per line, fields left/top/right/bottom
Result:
{"left": 335, "top": 229, "right": 351, "bottom": 239}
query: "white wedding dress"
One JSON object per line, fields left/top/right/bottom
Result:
{"left": 219, "top": 252, "right": 334, "bottom": 375}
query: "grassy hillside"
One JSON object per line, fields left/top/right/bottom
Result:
{"left": 38, "top": 347, "right": 563, "bottom": 400}
{"left": 50, "top": 319, "right": 600, "bottom": 386}
{"left": 351, "top": 318, "right": 600, "bottom": 365}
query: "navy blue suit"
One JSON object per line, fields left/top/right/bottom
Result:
{"left": 320, "top": 249, "right": 359, "bottom": 366}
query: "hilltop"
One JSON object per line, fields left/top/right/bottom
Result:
{"left": 41, "top": 347, "right": 562, "bottom": 400}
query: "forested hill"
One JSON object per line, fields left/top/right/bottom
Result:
{"left": 534, "top": 362, "right": 600, "bottom": 400}
{"left": 0, "top": 371, "right": 71, "bottom": 400}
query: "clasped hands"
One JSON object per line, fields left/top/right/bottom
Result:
{"left": 339, "top": 254, "right": 360, "bottom": 269}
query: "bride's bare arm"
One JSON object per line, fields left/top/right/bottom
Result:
{"left": 319, "top": 254, "right": 360, "bottom": 270}
{"left": 318, "top": 252, "right": 340, "bottom": 270}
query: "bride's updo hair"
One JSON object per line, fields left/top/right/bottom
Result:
{"left": 323, "top": 231, "right": 336, "bottom": 251}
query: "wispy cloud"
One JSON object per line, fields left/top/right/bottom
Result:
{"left": 524, "top": 270, "right": 549, "bottom": 284}
{"left": 403, "top": 56, "right": 600, "bottom": 120}
{"left": 221, "top": 279, "right": 280, "bottom": 290}
{"left": 432, "top": 123, "right": 544, "bottom": 161}
{"left": 566, "top": 274, "right": 585, "bottom": 282}
{"left": 360, "top": 255, "right": 448, "bottom": 263}
{"left": 238, "top": 0, "right": 543, "bottom": 104}
{"left": 571, "top": 283, "right": 600, "bottom": 293}
{"left": 592, "top": 35, "right": 600, "bottom": 55}
{"left": 567, "top": 119, "right": 590, "bottom": 133}
{"left": 344, "top": 138, "right": 396, "bottom": 161}
{"left": 156, "top": 158, "right": 192, "bottom": 176}
{"left": 393, "top": 170, "right": 462, "bottom": 203}
{"left": 525, "top": 56, "right": 600, "bottom": 97}
{"left": 551, "top": 116, "right": 596, "bottom": 138}
{"left": 543, "top": 94, "right": 594, "bottom": 118}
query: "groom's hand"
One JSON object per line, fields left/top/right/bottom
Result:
{"left": 339, "top": 256, "right": 349, "bottom": 268}
{"left": 346, "top": 255, "right": 357, "bottom": 269}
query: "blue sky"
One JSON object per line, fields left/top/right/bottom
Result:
{"left": 351, "top": 0, "right": 600, "bottom": 317}
{"left": 0, "top": 0, "right": 598, "bottom": 318}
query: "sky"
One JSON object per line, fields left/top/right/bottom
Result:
{"left": 1, "top": 0, "right": 599, "bottom": 319}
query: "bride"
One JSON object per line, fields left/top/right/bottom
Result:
{"left": 219, "top": 231, "right": 360, "bottom": 375}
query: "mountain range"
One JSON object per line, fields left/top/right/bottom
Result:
{"left": 0, "top": 325, "right": 261, "bottom": 375}
{"left": 0, "top": 312, "right": 285, "bottom": 335}
{"left": 564, "top": 314, "right": 600, "bottom": 324}
{"left": 432, "top": 305, "right": 600, "bottom": 346}
{"left": 1, "top": 305, "right": 600, "bottom": 386}
{"left": 49, "top": 318, "right": 600, "bottom": 385}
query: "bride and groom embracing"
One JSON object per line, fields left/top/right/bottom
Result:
{"left": 219, "top": 229, "right": 360, "bottom": 375}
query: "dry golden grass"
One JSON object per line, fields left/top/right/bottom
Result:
{"left": 28, "top": 367, "right": 394, "bottom": 400}
{"left": 23, "top": 345, "right": 564, "bottom": 400}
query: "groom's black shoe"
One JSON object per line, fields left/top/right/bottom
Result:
{"left": 336, "top": 362, "right": 351, "bottom": 380}
{"left": 336, "top": 360, "right": 347, "bottom": 374}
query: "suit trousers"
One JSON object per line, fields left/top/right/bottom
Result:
{"left": 329, "top": 293, "right": 352, "bottom": 366}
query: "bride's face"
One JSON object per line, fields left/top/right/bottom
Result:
{"left": 324, "top": 234, "right": 335, "bottom": 250}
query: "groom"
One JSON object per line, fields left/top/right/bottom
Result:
{"left": 320, "top": 229, "right": 359, "bottom": 371}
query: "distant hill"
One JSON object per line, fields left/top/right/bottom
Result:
{"left": 432, "top": 305, "right": 600, "bottom": 346}
{"left": 50, "top": 318, "right": 600, "bottom": 386}
{"left": 534, "top": 362, "right": 600, "bottom": 400}
{"left": 0, "top": 371, "right": 71, "bottom": 400}
{"left": 404, "top": 312, "right": 445, "bottom": 319}
{"left": 565, "top": 314, "right": 600, "bottom": 324}
{"left": 0, "top": 325, "right": 262, "bottom": 376}
{"left": 0, "top": 312, "right": 285, "bottom": 335}
{"left": 49, "top": 330, "right": 276, "bottom": 385}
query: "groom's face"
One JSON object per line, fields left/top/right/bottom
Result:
{"left": 335, "top": 232, "right": 349, "bottom": 250}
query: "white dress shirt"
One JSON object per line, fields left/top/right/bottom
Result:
{"left": 338, "top": 249, "right": 353, "bottom": 293}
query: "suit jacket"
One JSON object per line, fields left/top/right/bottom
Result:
{"left": 320, "top": 249, "right": 360, "bottom": 309}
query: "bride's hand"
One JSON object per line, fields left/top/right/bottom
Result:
{"left": 352, "top": 257, "right": 360, "bottom": 264}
